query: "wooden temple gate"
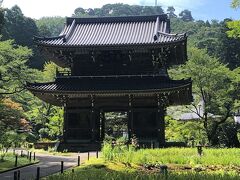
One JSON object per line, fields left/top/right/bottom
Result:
{"left": 27, "top": 14, "right": 192, "bottom": 151}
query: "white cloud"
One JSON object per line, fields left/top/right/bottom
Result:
{"left": 2, "top": 0, "right": 207, "bottom": 19}
{"left": 157, "top": 0, "right": 206, "bottom": 9}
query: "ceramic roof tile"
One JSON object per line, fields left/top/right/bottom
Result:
{"left": 34, "top": 15, "right": 186, "bottom": 48}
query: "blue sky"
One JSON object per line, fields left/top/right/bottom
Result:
{"left": 2, "top": 0, "right": 239, "bottom": 21}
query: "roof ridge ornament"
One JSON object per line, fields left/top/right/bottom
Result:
{"left": 63, "top": 19, "right": 76, "bottom": 43}
{"left": 157, "top": 31, "right": 186, "bottom": 37}
{"left": 153, "top": 16, "right": 160, "bottom": 41}
{"left": 33, "top": 35, "right": 65, "bottom": 41}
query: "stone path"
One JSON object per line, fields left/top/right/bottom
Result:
{"left": 0, "top": 150, "right": 95, "bottom": 180}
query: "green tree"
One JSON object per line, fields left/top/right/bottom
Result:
{"left": 227, "top": 20, "right": 240, "bottom": 38}
{"left": 0, "top": 39, "right": 40, "bottom": 144}
{"left": 1, "top": 5, "right": 46, "bottom": 69}
{"left": 0, "top": 39, "right": 38, "bottom": 96}
{"left": 227, "top": 0, "right": 240, "bottom": 37}
{"left": 36, "top": 17, "right": 65, "bottom": 37}
{"left": 231, "top": 0, "right": 240, "bottom": 8}
{"left": 73, "top": 4, "right": 165, "bottom": 17}
{"left": 179, "top": 9, "right": 194, "bottom": 22}
{"left": 25, "top": 62, "right": 64, "bottom": 141}
{"left": 2, "top": 5, "right": 38, "bottom": 47}
{"left": 0, "top": 7, "right": 4, "bottom": 33}
{"left": 0, "top": 131, "right": 19, "bottom": 160}
{"left": 170, "top": 48, "right": 240, "bottom": 146}
{"left": 167, "top": 6, "right": 177, "bottom": 18}
{"left": 165, "top": 116, "right": 207, "bottom": 145}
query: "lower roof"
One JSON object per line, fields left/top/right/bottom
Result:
{"left": 27, "top": 75, "right": 191, "bottom": 94}
{"left": 27, "top": 75, "right": 192, "bottom": 106}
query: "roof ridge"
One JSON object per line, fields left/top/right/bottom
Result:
{"left": 63, "top": 19, "right": 76, "bottom": 43}
{"left": 157, "top": 31, "right": 187, "bottom": 37}
{"left": 66, "top": 14, "right": 168, "bottom": 24}
{"left": 33, "top": 35, "right": 65, "bottom": 41}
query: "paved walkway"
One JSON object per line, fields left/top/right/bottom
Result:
{"left": 0, "top": 150, "right": 96, "bottom": 180}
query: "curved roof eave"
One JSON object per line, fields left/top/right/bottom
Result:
{"left": 35, "top": 38, "right": 187, "bottom": 51}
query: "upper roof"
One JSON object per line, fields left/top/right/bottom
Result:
{"left": 34, "top": 14, "right": 187, "bottom": 49}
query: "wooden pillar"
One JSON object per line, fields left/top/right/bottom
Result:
{"left": 63, "top": 106, "right": 68, "bottom": 142}
{"left": 128, "top": 95, "right": 133, "bottom": 141}
{"left": 91, "top": 95, "right": 95, "bottom": 142}
{"left": 100, "top": 111, "right": 105, "bottom": 141}
{"left": 157, "top": 94, "right": 166, "bottom": 147}
{"left": 158, "top": 108, "right": 165, "bottom": 147}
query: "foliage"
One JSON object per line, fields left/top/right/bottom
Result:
{"left": 169, "top": 48, "right": 240, "bottom": 146}
{"left": 226, "top": 0, "right": 240, "bottom": 62}
{"left": 167, "top": 6, "right": 177, "bottom": 18}
{"left": 0, "top": 131, "right": 26, "bottom": 160}
{"left": 0, "top": 39, "right": 39, "bottom": 144}
{"left": 1, "top": 5, "right": 44, "bottom": 68}
{"left": 27, "top": 102, "right": 63, "bottom": 141}
{"left": 227, "top": 20, "right": 240, "bottom": 38}
{"left": 0, "top": 8, "right": 4, "bottom": 33}
{"left": 0, "top": 98, "right": 23, "bottom": 127}
{"left": 231, "top": 0, "right": 240, "bottom": 8}
{"left": 72, "top": 4, "right": 164, "bottom": 17}
{"left": 0, "top": 39, "right": 38, "bottom": 95}
{"left": 171, "top": 18, "right": 240, "bottom": 69}
{"left": 2, "top": 5, "right": 38, "bottom": 47}
{"left": 36, "top": 17, "right": 65, "bottom": 37}
{"left": 179, "top": 9, "right": 194, "bottom": 22}
{"left": 104, "top": 112, "right": 127, "bottom": 138}
{"left": 165, "top": 117, "right": 207, "bottom": 145}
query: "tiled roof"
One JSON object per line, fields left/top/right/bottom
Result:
{"left": 34, "top": 15, "right": 187, "bottom": 48}
{"left": 27, "top": 75, "right": 191, "bottom": 94}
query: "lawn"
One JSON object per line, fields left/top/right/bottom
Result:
{"left": 44, "top": 158, "right": 239, "bottom": 180}
{"left": 43, "top": 147, "right": 240, "bottom": 180}
{"left": 102, "top": 146, "right": 240, "bottom": 166}
{"left": 0, "top": 153, "right": 38, "bottom": 172}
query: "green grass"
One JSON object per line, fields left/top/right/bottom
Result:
{"left": 103, "top": 146, "right": 240, "bottom": 166}
{"left": 44, "top": 158, "right": 240, "bottom": 180}
{"left": 42, "top": 146, "right": 240, "bottom": 179}
{"left": 0, "top": 153, "right": 38, "bottom": 172}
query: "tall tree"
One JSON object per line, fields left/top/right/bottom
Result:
{"left": 179, "top": 9, "right": 194, "bottom": 22}
{"left": 167, "top": 6, "right": 177, "bottom": 18}
{"left": 73, "top": 4, "right": 165, "bottom": 17}
{"left": 0, "top": 39, "right": 38, "bottom": 96}
{"left": 1, "top": 5, "right": 44, "bottom": 68}
{"left": 0, "top": 39, "right": 41, "bottom": 141}
{"left": 232, "top": 0, "right": 240, "bottom": 8}
{"left": 2, "top": 5, "right": 38, "bottom": 47}
{"left": 170, "top": 48, "right": 240, "bottom": 146}
{"left": 36, "top": 17, "right": 65, "bottom": 37}
{"left": 227, "top": 0, "right": 240, "bottom": 37}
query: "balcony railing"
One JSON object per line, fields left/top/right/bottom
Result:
{"left": 56, "top": 70, "right": 71, "bottom": 77}
{"left": 56, "top": 72, "right": 169, "bottom": 79}
{"left": 55, "top": 69, "right": 170, "bottom": 78}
